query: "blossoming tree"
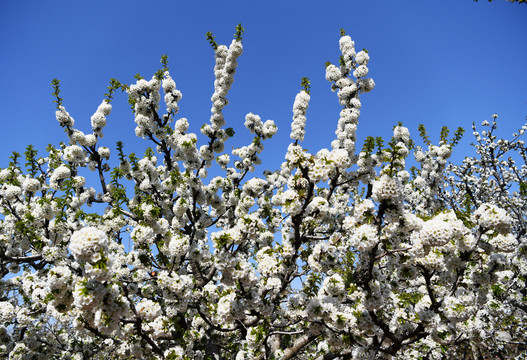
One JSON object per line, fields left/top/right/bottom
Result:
{"left": 0, "top": 26, "right": 526, "bottom": 359}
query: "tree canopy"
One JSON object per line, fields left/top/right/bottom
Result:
{"left": 0, "top": 27, "right": 526, "bottom": 360}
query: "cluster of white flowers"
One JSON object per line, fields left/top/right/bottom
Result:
{"left": 69, "top": 227, "right": 109, "bottom": 264}
{"left": 473, "top": 203, "right": 512, "bottom": 233}
{"left": 325, "top": 64, "right": 341, "bottom": 82}
{"left": 321, "top": 274, "right": 345, "bottom": 296}
{"left": 21, "top": 177, "right": 40, "bottom": 193}
{"left": 339, "top": 35, "right": 356, "bottom": 71}
{"left": 136, "top": 299, "right": 162, "bottom": 321}
{"left": 372, "top": 174, "right": 401, "bottom": 202}
{"left": 355, "top": 50, "right": 370, "bottom": 66}
{"left": 277, "top": 189, "right": 303, "bottom": 215}
{"left": 90, "top": 101, "right": 112, "bottom": 137}
{"left": 324, "top": 34, "right": 375, "bottom": 166}
{"left": 489, "top": 233, "right": 518, "bottom": 252}
{"left": 349, "top": 224, "right": 378, "bottom": 252}
{"left": 209, "top": 39, "right": 243, "bottom": 130}
{"left": 97, "top": 146, "right": 110, "bottom": 160}
{"left": 55, "top": 105, "right": 75, "bottom": 127}
{"left": 420, "top": 217, "right": 454, "bottom": 247}
{"left": 49, "top": 164, "right": 71, "bottom": 189}
{"left": 0, "top": 301, "right": 15, "bottom": 323}
{"left": 129, "top": 77, "right": 162, "bottom": 139}
{"left": 256, "top": 247, "right": 283, "bottom": 277}
{"left": 63, "top": 144, "right": 86, "bottom": 164}
{"left": 71, "top": 130, "right": 98, "bottom": 147}
{"left": 162, "top": 71, "right": 182, "bottom": 113}
{"left": 393, "top": 125, "right": 410, "bottom": 144}
{"left": 1, "top": 184, "right": 22, "bottom": 201}
{"left": 167, "top": 232, "right": 190, "bottom": 258}
{"left": 290, "top": 90, "right": 310, "bottom": 141}
{"left": 47, "top": 266, "right": 73, "bottom": 312}
{"left": 406, "top": 140, "right": 455, "bottom": 215}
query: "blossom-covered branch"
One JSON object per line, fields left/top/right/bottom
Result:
{"left": 0, "top": 27, "right": 525, "bottom": 360}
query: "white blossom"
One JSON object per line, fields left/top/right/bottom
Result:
{"left": 69, "top": 227, "right": 109, "bottom": 263}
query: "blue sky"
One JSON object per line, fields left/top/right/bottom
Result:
{"left": 0, "top": 0, "right": 525, "bottom": 173}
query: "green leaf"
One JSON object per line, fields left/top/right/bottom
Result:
{"left": 51, "top": 78, "right": 63, "bottom": 109}
{"left": 300, "top": 77, "right": 311, "bottom": 94}
{"left": 205, "top": 31, "right": 218, "bottom": 50}
{"left": 234, "top": 23, "right": 245, "bottom": 42}
{"left": 225, "top": 127, "right": 235, "bottom": 137}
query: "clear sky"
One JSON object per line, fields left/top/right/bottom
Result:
{"left": 0, "top": 0, "right": 525, "bottom": 172}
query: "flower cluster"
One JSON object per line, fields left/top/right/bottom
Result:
{"left": 290, "top": 90, "right": 310, "bottom": 142}
{"left": 473, "top": 203, "right": 512, "bottom": 234}
{"left": 162, "top": 72, "right": 182, "bottom": 113}
{"left": 129, "top": 78, "right": 163, "bottom": 139}
{"left": 69, "top": 227, "right": 109, "bottom": 263}
{"left": 90, "top": 101, "right": 112, "bottom": 137}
